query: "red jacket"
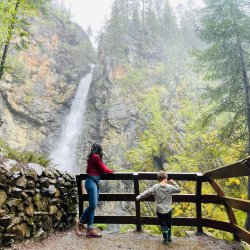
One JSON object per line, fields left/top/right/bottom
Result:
{"left": 86, "top": 153, "right": 113, "bottom": 176}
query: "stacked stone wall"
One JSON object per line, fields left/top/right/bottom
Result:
{"left": 0, "top": 156, "right": 77, "bottom": 247}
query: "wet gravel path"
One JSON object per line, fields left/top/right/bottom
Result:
{"left": 10, "top": 229, "right": 248, "bottom": 250}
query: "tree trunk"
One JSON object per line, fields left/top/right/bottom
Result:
{"left": 0, "top": 0, "right": 20, "bottom": 80}
{"left": 237, "top": 38, "right": 250, "bottom": 230}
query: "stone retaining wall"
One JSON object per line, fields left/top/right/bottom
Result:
{"left": 0, "top": 156, "right": 77, "bottom": 247}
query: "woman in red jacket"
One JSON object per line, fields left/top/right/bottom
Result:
{"left": 76, "top": 143, "right": 113, "bottom": 237}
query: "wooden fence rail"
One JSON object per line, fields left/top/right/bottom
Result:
{"left": 76, "top": 156, "right": 250, "bottom": 244}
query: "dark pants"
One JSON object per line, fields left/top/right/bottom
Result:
{"left": 157, "top": 210, "right": 172, "bottom": 231}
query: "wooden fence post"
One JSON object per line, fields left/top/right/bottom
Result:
{"left": 76, "top": 175, "right": 83, "bottom": 219}
{"left": 196, "top": 173, "right": 203, "bottom": 234}
{"left": 133, "top": 173, "right": 142, "bottom": 231}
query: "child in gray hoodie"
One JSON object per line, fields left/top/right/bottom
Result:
{"left": 136, "top": 171, "right": 180, "bottom": 245}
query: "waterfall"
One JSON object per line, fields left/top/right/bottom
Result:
{"left": 50, "top": 64, "right": 95, "bottom": 173}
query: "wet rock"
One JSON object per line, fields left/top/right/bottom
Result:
{"left": 8, "top": 178, "right": 16, "bottom": 187}
{"left": 0, "top": 174, "right": 7, "bottom": 183}
{"left": 2, "top": 234, "right": 15, "bottom": 246}
{"left": 55, "top": 189, "right": 60, "bottom": 198}
{"left": 42, "top": 217, "right": 52, "bottom": 231}
{"left": 9, "top": 187, "right": 22, "bottom": 198}
{"left": 28, "top": 163, "right": 44, "bottom": 176}
{"left": 13, "top": 222, "right": 29, "bottom": 239}
{"left": 49, "top": 205, "right": 58, "bottom": 215}
{"left": 17, "top": 203, "right": 24, "bottom": 211}
{"left": 10, "top": 164, "right": 21, "bottom": 175}
{"left": 26, "top": 180, "right": 36, "bottom": 189}
{"left": 24, "top": 189, "right": 36, "bottom": 196}
{"left": 12, "top": 174, "right": 21, "bottom": 179}
{"left": 0, "top": 209, "right": 8, "bottom": 216}
{"left": 44, "top": 169, "right": 55, "bottom": 179}
{"left": 0, "top": 215, "right": 11, "bottom": 227}
{"left": 22, "top": 192, "right": 32, "bottom": 206}
{"left": 16, "top": 176, "right": 27, "bottom": 188}
{"left": 34, "top": 228, "right": 44, "bottom": 238}
{"left": 49, "top": 185, "right": 56, "bottom": 195}
{"left": 49, "top": 198, "right": 61, "bottom": 205}
{"left": 23, "top": 167, "right": 38, "bottom": 180}
{"left": 0, "top": 190, "right": 7, "bottom": 207}
{"left": 6, "top": 198, "right": 22, "bottom": 207}
{"left": 40, "top": 177, "right": 50, "bottom": 188}
{"left": 24, "top": 205, "right": 34, "bottom": 217}
{"left": 0, "top": 225, "right": 4, "bottom": 234}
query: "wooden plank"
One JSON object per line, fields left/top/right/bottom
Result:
{"left": 77, "top": 172, "right": 199, "bottom": 181}
{"left": 83, "top": 193, "right": 197, "bottom": 202}
{"left": 134, "top": 173, "right": 141, "bottom": 231}
{"left": 141, "top": 217, "right": 197, "bottom": 226}
{"left": 75, "top": 175, "right": 83, "bottom": 219}
{"left": 201, "top": 194, "right": 222, "bottom": 204}
{"left": 223, "top": 196, "right": 250, "bottom": 213}
{"left": 138, "top": 172, "right": 199, "bottom": 181}
{"left": 140, "top": 194, "right": 197, "bottom": 203}
{"left": 208, "top": 179, "right": 237, "bottom": 223}
{"left": 78, "top": 173, "right": 135, "bottom": 180}
{"left": 234, "top": 225, "right": 250, "bottom": 244}
{"left": 208, "top": 178, "right": 238, "bottom": 240}
{"left": 202, "top": 219, "right": 233, "bottom": 232}
{"left": 83, "top": 193, "right": 135, "bottom": 201}
{"left": 94, "top": 216, "right": 135, "bottom": 224}
{"left": 204, "top": 157, "right": 250, "bottom": 179}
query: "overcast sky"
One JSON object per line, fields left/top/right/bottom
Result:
{"left": 64, "top": 0, "right": 204, "bottom": 40}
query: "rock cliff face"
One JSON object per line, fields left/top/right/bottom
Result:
{"left": 0, "top": 10, "right": 95, "bottom": 154}
{"left": 75, "top": 34, "right": 170, "bottom": 172}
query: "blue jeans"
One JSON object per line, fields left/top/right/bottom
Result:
{"left": 79, "top": 176, "right": 100, "bottom": 229}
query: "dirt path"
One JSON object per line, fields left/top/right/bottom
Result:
{"left": 10, "top": 229, "right": 247, "bottom": 250}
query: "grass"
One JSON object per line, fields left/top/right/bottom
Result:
{"left": 0, "top": 138, "right": 51, "bottom": 167}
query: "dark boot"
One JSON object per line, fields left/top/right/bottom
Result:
{"left": 168, "top": 229, "right": 172, "bottom": 242}
{"left": 162, "top": 229, "right": 169, "bottom": 245}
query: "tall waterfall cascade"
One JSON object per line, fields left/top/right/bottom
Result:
{"left": 50, "top": 64, "right": 95, "bottom": 173}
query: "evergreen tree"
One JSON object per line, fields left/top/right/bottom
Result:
{"left": 194, "top": 0, "right": 250, "bottom": 229}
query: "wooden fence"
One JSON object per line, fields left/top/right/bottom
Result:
{"left": 76, "top": 156, "right": 250, "bottom": 244}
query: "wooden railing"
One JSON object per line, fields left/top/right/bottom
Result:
{"left": 76, "top": 157, "right": 250, "bottom": 244}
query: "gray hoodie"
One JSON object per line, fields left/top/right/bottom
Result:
{"left": 137, "top": 182, "right": 180, "bottom": 214}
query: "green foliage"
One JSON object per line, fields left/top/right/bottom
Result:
{"left": 6, "top": 56, "right": 30, "bottom": 83}
{"left": 0, "top": 0, "right": 51, "bottom": 79}
{"left": 193, "top": 0, "right": 250, "bottom": 150}
{"left": 96, "top": 224, "right": 108, "bottom": 231}
{"left": 120, "top": 224, "right": 136, "bottom": 233}
{"left": 0, "top": 138, "right": 51, "bottom": 167}
{"left": 126, "top": 86, "right": 172, "bottom": 171}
